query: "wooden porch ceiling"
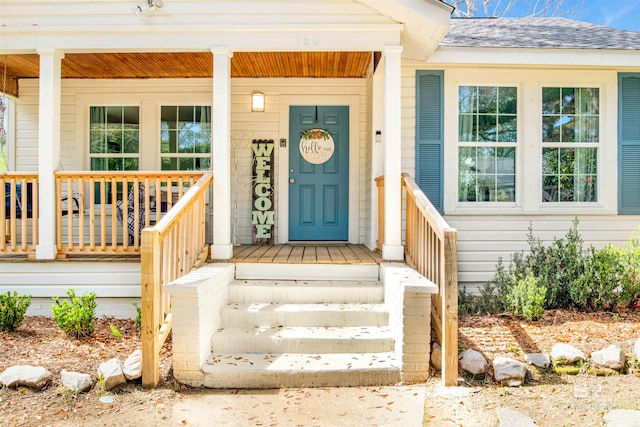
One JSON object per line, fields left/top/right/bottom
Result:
{"left": 2, "top": 52, "right": 374, "bottom": 96}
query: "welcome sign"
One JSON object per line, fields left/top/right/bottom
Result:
{"left": 251, "top": 139, "right": 275, "bottom": 244}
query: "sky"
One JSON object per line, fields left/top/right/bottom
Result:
{"left": 504, "top": 0, "right": 640, "bottom": 32}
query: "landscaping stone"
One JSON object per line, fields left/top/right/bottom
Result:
{"left": 459, "top": 349, "right": 488, "bottom": 375}
{"left": 493, "top": 357, "right": 527, "bottom": 387}
{"left": 550, "top": 343, "right": 586, "bottom": 364}
{"left": 97, "top": 358, "right": 126, "bottom": 391}
{"left": 591, "top": 345, "right": 625, "bottom": 371}
{"left": 0, "top": 365, "right": 52, "bottom": 391}
{"left": 604, "top": 409, "right": 640, "bottom": 427}
{"left": 496, "top": 407, "right": 538, "bottom": 427}
{"left": 634, "top": 338, "right": 640, "bottom": 361}
{"left": 61, "top": 370, "right": 93, "bottom": 393}
{"left": 431, "top": 343, "right": 442, "bottom": 371}
{"left": 524, "top": 353, "right": 550, "bottom": 368}
{"left": 123, "top": 349, "right": 142, "bottom": 380}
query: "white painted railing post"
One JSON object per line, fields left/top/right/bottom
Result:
{"left": 36, "top": 48, "right": 64, "bottom": 260}
{"left": 210, "top": 47, "right": 234, "bottom": 260}
{"left": 382, "top": 45, "right": 404, "bottom": 261}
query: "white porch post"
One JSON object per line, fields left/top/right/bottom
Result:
{"left": 35, "top": 48, "right": 64, "bottom": 260}
{"left": 382, "top": 45, "right": 404, "bottom": 261}
{"left": 210, "top": 47, "right": 234, "bottom": 260}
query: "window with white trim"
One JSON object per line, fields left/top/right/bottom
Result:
{"left": 89, "top": 106, "right": 140, "bottom": 171}
{"left": 541, "top": 87, "right": 598, "bottom": 203}
{"left": 160, "top": 106, "right": 211, "bottom": 171}
{"left": 457, "top": 86, "right": 517, "bottom": 202}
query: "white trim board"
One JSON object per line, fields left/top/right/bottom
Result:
{"left": 277, "top": 94, "right": 361, "bottom": 244}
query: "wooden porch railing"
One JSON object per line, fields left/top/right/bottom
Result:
{"left": 141, "top": 172, "right": 213, "bottom": 388}
{"left": 1, "top": 173, "right": 39, "bottom": 256}
{"left": 376, "top": 174, "right": 459, "bottom": 386}
{"left": 401, "top": 173, "right": 458, "bottom": 386}
{"left": 54, "top": 172, "right": 205, "bottom": 256}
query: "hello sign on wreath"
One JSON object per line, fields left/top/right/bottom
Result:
{"left": 299, "top": 128, "right": 334, "bottom": 165}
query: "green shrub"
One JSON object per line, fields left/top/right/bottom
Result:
{"left": 619, "top": 231, "right": 640, "bottom": 306}
{"left": 132, "top": 302, "right": 142, "bottom": 331}
{"left": 51, "top": 289, "right": 97, "bottom": 339}
{"left": 506, "top": 271, "right": 546, "bottom": 321}
{"left": 571, "top": 245, "right": 624, "bottom": 311}
{"left": 0, "top": 291, "right": 31, "bottom": 331}
{"left": 524, "top": 219, "right": 586, "bottom": 309}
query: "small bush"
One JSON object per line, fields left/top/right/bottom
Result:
{"left": 132, "top": 302, "right": 142, "bottom": 331}
{"left": 0, "top": 291, "right": 31, "bottom": 331}
{"left": 51, "top": 288, "right": 97, "bottom": 339}
{"left": 506, "top": 271, "right": 546, "bottom": 321}
{"left": 571, "top": 245, "right": 624, "bottom": 311}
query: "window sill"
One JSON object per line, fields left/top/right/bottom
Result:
{"left": 445, "top": 203, "right": 616, "bottom": 216}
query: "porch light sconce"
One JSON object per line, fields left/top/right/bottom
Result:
{"left": 252, "top": 91, "right": 265, "bottom": 112}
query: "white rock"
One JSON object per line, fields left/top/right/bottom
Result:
{"left": 0, "top": 365, "right": 52, "bottom": 390}
{"left": 431, "top": 343, "right": 442, "bottom": 371}
{"left": 61, "top": 370, "right": 93, "bottom": 393}
{"left": 459, "top": 349, "right": 488, "bottom": 375}
{"left": 97, "top": 358, "right": 126, "bottom": 391}
{"left": 524, "top": 353, "right": 550, "bottom": 368}
{"left": 634, "top": 338, "right": 640, "bottom": 361}
{"left": 550, "top": 343, "right": 586, "bottom": 365}
{"left": 496, "top": 408, "right": 538, "bottom": 427}
{"left": 493, "top": 357, "right": 527, "bottom": 387}
{"left": 123, "top": 349, "right": 142, "bottom": 380}
{"left": 591, "top": 345, "right": 625, "bottom": 371}
{"left": 604, "top": 409, "right": 640, "bottom": 427}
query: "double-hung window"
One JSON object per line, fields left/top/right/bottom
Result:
{"left": 160, "top": 106, "right": 211, "bottom": 171}
{"left": 89, "top": 106, "right": 140, "bottom": 171}
{"left": 457, "top": 86, "right": 517, "bottom": 203}
{"left": 541, "top": 87, "right": 599, "bottom": 203}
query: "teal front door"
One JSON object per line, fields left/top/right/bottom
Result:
{"left": 289, "top": 106, "right": 349, "bottom": 241}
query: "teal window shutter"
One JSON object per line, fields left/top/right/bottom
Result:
{"left": 618, "top": 73, "right": 640, "bottom": 214}
{"left": 416, "top": 70, "right": 444, "bottom": 213}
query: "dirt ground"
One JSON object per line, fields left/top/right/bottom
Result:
{"left": 0, "top": 311, "right": 639, "bottom": 426}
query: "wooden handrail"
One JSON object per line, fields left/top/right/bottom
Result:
{"left": 376, "top": 173, "right": 458, "bottom": 386}
{"left": 141, "top": 172, "right": 213, "bottom": 388}
{"left": 401, "top": 172, "right": 458, "bottom": 386}
{"left": 54, "top": 171, "right": 204, "bottom": 255}
{"left": 0, "top": 173, "right": 39, "bottom": 256}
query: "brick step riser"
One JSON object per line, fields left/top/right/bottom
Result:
{"left": 220, "top": 307, "right": 389, "bottom": 328}
{"left": 228, "top": 285, "right": 384, "bottom": 304}
{"left": 211, "top": 335, "right": 395, "bottom": 354}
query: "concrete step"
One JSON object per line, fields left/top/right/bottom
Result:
{"left": 220, "top": 303, "right": 389, "bottom": 328}
{"left": 235, "top": 263, "right": 380, "bottom": 281}
{"left": 202, "top": 352, "right": 401, "bottom": 388}
{"left": 211, "top": 326, "right": 394, "bottom": 354}
{"left": 229, "top": 280, "right": 384, "bottom": 304}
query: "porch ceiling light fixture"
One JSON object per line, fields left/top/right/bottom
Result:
{"left": 252, "top": 91, "right": 265, "bottom": 112}
{"left": 133, "top": 0, "right": 164, "bottom": 15}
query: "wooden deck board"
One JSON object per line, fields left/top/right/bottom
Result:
{"left": 1, "top": 244, "right": 386, "bottom": 265}
{"left": 327, "top": 246, "right": 347, "bottom": 263}
{"left": 258, "top": 245, "right": 283, "bottom": 263}
{"left": 315, "top": 247, "right": 332, "bottom": 264}
{"left": 272, "top": 246, "right": 293, "bottom": 263}
{"left": 302, "top": 246, "right": 316, "bottom": 263}
{"left": 287, "top": 246, "right": 304, "bottom": 263}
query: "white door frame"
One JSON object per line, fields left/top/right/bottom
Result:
{"left": 277, "top": 94, "right": 360, "bottom": 244}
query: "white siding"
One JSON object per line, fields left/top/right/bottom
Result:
{"left": 15, "top": 77, "right": 370, "bottom": 245}
{"left": 401, "top": 61, "right": 640, "bottom": 285}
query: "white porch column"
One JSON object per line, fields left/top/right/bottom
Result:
{"left": 382, "top": 45, "right": 404, "bottom": 261}
{"left": 36, "top": 48, "right": 64, "bottom": 260}
{"left": 210, "top": 47, "right": 234, "bottom": 260}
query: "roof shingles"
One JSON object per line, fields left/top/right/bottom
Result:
{"left": 440, "top": 17, "right": 640, "bottom": 50}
